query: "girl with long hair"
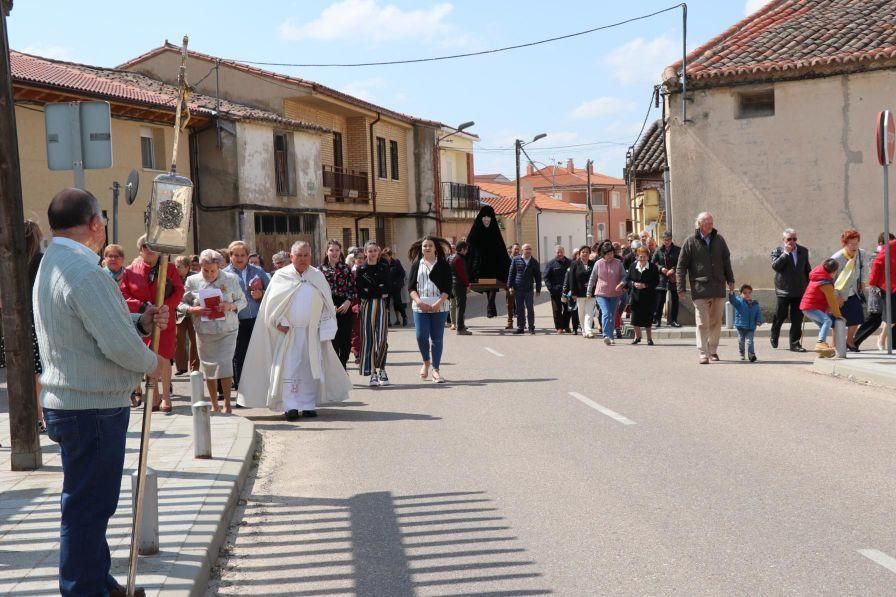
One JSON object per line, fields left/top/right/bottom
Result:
{"left": 24, "top": 220, "right": 45, "bottom": 431}
{"left": 355, "top": 240, "right": 391, "bottom": 386}
{"left": 408, "top": 236, "right": 453, "bottom": 383}
{"left": 320, "top": 239, "right": 355, "bottom": 368}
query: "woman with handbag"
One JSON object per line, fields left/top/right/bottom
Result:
{"left": 408, "top": 236, "right": 453, "bottom": 383}
{"left": 618, "top": 246, "right": 660, "bottom": 345}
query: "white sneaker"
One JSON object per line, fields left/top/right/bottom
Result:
{"left": 378, "top": 369, "right": 390, "bottom": 386}
{"left": 604, "top": 337, "right": 612, "bottom": 346}
{"left": 369, "top": 374, "right": 379, "bottom": 387}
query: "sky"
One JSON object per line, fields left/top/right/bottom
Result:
{"left": 8, "top": 0, "right": 769, "bottom": 180}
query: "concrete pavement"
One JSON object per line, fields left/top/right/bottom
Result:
{"left": 0, "top": 371, "right": 256, "bottom": 596}
{"left": 208, "top": 293, "right": 896, "bottom": 595}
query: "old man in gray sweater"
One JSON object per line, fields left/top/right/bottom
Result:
{"left": 34, "top": 188, "right": 168, "bottom": 597}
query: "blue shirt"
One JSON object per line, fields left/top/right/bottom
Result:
{"left": 223, "top": 263, "right": 270, "bottom": 320}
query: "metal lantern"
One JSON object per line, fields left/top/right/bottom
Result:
{"left": 145, "top": 172, "right": 193, "bottom": 254}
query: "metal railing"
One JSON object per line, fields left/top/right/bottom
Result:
{"left": 323, "top": 165, "right": 370, "bottom": 202}
{"left": 441, "top": 181, "right": 480, "bottom": 211}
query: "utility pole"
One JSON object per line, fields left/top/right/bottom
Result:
{"left": 585, "top": 159, "right": 594, "bottom": 245}
{"left": 514, "top": 139, "right": 522, "bottom": 244}
{"left": 0, "top": 0, "right": 42, "bottom": 470}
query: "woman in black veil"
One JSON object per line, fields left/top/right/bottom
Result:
{"left": 465, "top": 205, "right": 511, "bottom": 318}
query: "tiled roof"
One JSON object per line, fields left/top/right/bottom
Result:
{"left": 533, "top": 195, "right": 587, "bottom": 213}
{"left": 11, "top": 51, "right": 329, "bottom": 132}
{"left": 523, "top": 165, "right": 624, "bottom": 188}
{"left": 119, "top": 43, "right": 445, "bottom": 128}
{"left": 630, "top": 120, "right": 665, "bottom": 176}
{"left": 477, "top": 181, "right": 532, "bottom": 220}
{"left": 666, "top": 0, "right": 896, "bottom": 87}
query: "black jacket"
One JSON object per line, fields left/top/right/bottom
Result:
{"left": 507, "top": 256, "right": 542, "bottom": 293}
{"left": 408, "top": 258, "right": 453, "bottom": 299}
{"left": 770, "top": 245, "right": 811, "bottom": 298}
{"left": 387, "top": 259, "right": 406, "bottom": 295}
{"left": 563, "top": 260, "right": 594, "bottom": 297}
{"left": 355, "top": 261, "right": 391, "bottom": 300}
{"left": 651, "top": 243, "right": 680, "bottom": 290}
{"left": 623, "top": 262, "right": 660, "bottom": 306}
{"left": 675, "top": 229, "right": 734, "bottom": 299}
{"left": 543, "top": 256, "right": 572, "bottom": 295}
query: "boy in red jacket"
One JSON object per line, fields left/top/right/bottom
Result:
{"left": 799, "top": 258, "right": 843, "bottom": 357}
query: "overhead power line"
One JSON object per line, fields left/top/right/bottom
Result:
{"left": 477, "top": 141, "right": 630, "bottom": 152}
{"left": 226, "top": 4, "right": 684, "bottom": 68}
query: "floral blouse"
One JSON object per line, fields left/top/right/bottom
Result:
{"left": 320, "top": 260, "right": 355, "bottom": 302}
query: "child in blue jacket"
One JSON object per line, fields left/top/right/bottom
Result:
{"left": 729, "top": 283, "right": 763, "bottom": 362}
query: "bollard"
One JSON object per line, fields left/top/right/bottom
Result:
{"left": 833, "top": 318, "right": 847, "bottom": 358}
{"left": 192, "top": 401, "right": 212, "bottom": 459}
{"left": 190, "top": 370, "right": 204, "bottom": 405}
{"left": 130, "top": 467, "right": 159, "bottom": 555}
{"left": 725, "top": 301, "right": 735, "bottom": 329}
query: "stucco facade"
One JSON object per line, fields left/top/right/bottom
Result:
{"left": 536, "top": 210, "right": 587, "bottom": 263}
{"left": 665, "top": 69, "right": 896, "bottom": 302}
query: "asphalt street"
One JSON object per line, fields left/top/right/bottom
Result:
{"left": 208, "top": 293, "right": 896, "bottom": 596}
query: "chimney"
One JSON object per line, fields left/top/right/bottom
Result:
{"left": 567, "top": 158, "right": 575, "bottom": 174}
{"left": 527, "top": 163, "right": 535, "bottom": 176}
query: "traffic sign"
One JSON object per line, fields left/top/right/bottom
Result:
{"left": 876, "top": 110, "right": 895, "bottom": 166}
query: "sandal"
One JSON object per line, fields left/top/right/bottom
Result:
{"left": 432, "top": 369, "right": 445, "bottom": 384}
{"left": 420, "top": 364, "right": 430, "bottom": 380}
{"left": 130, "top": 391, "right": 143, "bottom": 408}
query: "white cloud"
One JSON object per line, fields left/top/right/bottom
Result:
{"left": 744, "top": 0, "right": 769, "bottom": 15}
{"left": 340, "top": 77, "right": 387, "bottom": 102}
{"left": 20, "top": 45, "right": 71, "bottom": 60}
{"left": 570, "top": 97, "right": 633, "bottom": 119}
{"left": 603, "top": 34, "right": 678, "bottom": 86}
{"left": 279, "top": 0, "right": 455, "bottom": 44}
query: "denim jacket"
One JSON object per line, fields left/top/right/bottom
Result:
{"left": 729, "top": 292, "right": 762, "bottom": 330}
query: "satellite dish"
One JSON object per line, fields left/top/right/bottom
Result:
{"left": 124, "top": 169, "right": 140, "bottom": 205}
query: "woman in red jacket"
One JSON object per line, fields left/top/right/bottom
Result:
{"left": 120, "top": 235, "right": 185, "bottom": 412}
{"left": 854, "top": 234, "right": 896, "bottom": 349}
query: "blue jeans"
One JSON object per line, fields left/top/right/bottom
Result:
{"left": 737, "top": 328, "right": 756, "bottom": 356}
{"left": 514, "top": 290, "right": 535, "bottom": 331}
{"left": 413, "top": 311, "right": 449, "bottom": 368}
{"left": 596, "top": 296, "right": 620, "bottom": 339}
{"left": 44, "top": 407, "right": 130, "bottom": 596}
{"left": 803, "top": 309, "right": 833, "bottom": 341}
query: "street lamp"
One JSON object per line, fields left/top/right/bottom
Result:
{"left": 515, "top": 133, "right": 547, "bottom": 241}
{"left": 434, "top": 121, "right": 476, "bottom": 235}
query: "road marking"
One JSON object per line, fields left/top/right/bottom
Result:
{"left": 568, "top": 392, "right": 636, "bottom": 425}
{"left": 859, "top": 549, "right": 896, "bottom": 574}
{"left": 484, "top": 347, "right": 504, "bottom": 357}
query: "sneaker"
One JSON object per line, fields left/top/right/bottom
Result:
{"left": 749, "top": 355, "right": 757, "bottom": 362}
{"left": 369, "top": 374, "right": 380, "bottom": 387}
{"left": 604, "top": 337, "right": 612, "bottom": 346}
{"left": 457, "top": 328, "right": 472, "bottom": 335}
{"left": 699, "top": 355, "right": 709, "bottom": 364}
{"left": 669, "top": 321, "right": 681, "bottom": 328}
{"left": 585, "top": 332, "right": 595, "bottom": 339}
{"left": 378, "top": 369, "right": 390, "bottom": 385}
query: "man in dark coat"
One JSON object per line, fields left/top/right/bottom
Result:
{"left": 466, "top": 205, "right": 511, "bottom": 318}
{"left": 676, "top": 212, "right": 735, "bottom": 364}
{"left": 769, "top": 228, "right": 810, "bottom": 352}
{"left": 507, "top": 243, "right": 542, "bottom": 334}
{"left": 543, "top": 245, "right": 572, "bottom": 334}
{"left": 652, "top": 230, "right": 681, "bottom": 327}
{"left": 449, "top": 241, "right": 472, "bottom": 335}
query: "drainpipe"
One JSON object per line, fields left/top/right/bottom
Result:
{"left": 368, "top": 112, "right": 381, "bottom": 242}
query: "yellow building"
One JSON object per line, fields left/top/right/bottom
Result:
{"left": 437, "top": 126, "right": 480, "bottom": 243}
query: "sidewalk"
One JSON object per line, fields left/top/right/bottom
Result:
{"left": 625, "top": 322, "right": 793, "bottom": 340}
{"left": 0, "top": 370, "right": 256, "bottom": 596}
{"left": 811, "top": 350, "right": 896, "bottom": 389}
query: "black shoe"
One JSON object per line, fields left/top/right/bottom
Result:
{"left": 632, "top": 337, "right": 641, "bottom": 344}
{"left": 770, "top": 337, "right": 779, "bottom": 349}
{"left": 109, "top": 585, "right": 145, "bottom": 597}
{"left": 846, "top": 344, "right": 860, "bottom": 353}
{"left": 615, "top": 329, "right": 623, "bottom": 339}
{"left": 176, "top": 369, "right": 187, "bottom": 376}
{"left": 234, "top": 402, "right": 245, "bottom": 409}
{"left": 285, "top": 409, "right": 300, "bottom": 421}
{"left": 529, "top": 329, "right": 536, "bottom": 335}
{"left": 669, "top": 321, "right": 681, "bottom": 328}
{"left": 647, "top": 339, "right": 655, "bottom": 346}
{"left": 302, "top": 410, "right": 318, "bottom": 418}
{"left": 749, "top": 354, "right": 758, "bottom": 362}
{"left": 513, "top": 328, "right": 525, "bottom": 335}
{"left": 790, "top": 344, "right": 807, "bottom": 353}
{"left": 654, "top": 321, "right": 662, "bottom": 328}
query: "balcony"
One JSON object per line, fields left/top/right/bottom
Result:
{"left": 441, "top": 181, "right": 480, "bottom": 212}
{"left": 323, "top": 165, "right": 370, "bottom": 203}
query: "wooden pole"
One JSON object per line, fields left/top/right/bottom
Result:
{"left": 0, "top": 0, "right": 42, "bottom": 470}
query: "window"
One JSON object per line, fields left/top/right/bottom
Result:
{"left": 737, "top": 88, "right": 775, "bottom": 119}
{"left": 376, "top": 137, "right": 387, "bottom": 179}
{"left": 611, "top": 191, "right": 620, "bottom": 209}
{"left": 389, "top": 140, "right": 399, "bottom": 180}
{"left": 359, "top": 228, "right": 370, "bottom": 245}
{"left": 618, "top": 222, "right": 626, "bottom": 240}
{"left": 274, "top": 133, "right": 289, "bottom": 195}
{"left": 333, "top": 132, "right": 343, "bottom": 170}
{"left": 597, "top": 223, "right": 606, "bottom": 240}
{"left": 140, "top": 127, "right": 165, "bottom": 170}
{"left": 342, "top": 227, "right": 352, "bottom": 249}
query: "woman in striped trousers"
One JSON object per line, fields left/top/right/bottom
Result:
{"left": 355, "top": 241, "right": 392, "bottom": 387}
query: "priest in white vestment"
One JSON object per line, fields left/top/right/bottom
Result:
{"left": 237, "top": 241, "right": 351, "bottom": 419}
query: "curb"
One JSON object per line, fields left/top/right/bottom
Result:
{"left": 157, "top": 416, "right": 257, "bottom": 597}
{"left": 810, "top": 356, "right": 896, "bottom": 390}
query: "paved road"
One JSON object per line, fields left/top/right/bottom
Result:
{"left": 208, "top": 294, "right": 896, "bottom": 596}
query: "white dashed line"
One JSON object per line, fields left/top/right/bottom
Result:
{"left": 568, "top": 392, "right": 636, "bottom": 426}
{"left": 484, "top": 347, "right": 504, "bottom": 357}
{"left": 859, "top": 549, "right": 896, "bottom": 574}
